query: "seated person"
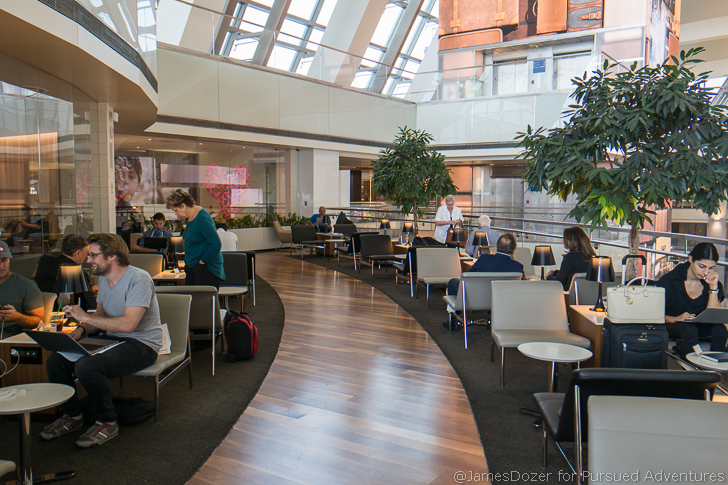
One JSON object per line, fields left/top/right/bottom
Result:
{"left": 41, "top": 233, "right": 162, "bottom": 448}
{"left": 464, "top": 215, "right": 500, "bottom": 257}
{"left": 131, "top": 212, "right": 172, "bottom": 253}
{"left": 656, "top": 242, "right": 728, "bottom": 359}
{"left": 0, "top": 241, "right": 44, "bottom": 337}
{"left": 447, "top": 233, "right": 525, "bottom": 297}
{"left": 1, "top": 219, "right": 23, "bottom": 254}
{"left": 34, "top": 234, "right": 96, "bottom": 310}
{"left": 335, "top": 211, "right": 353, "bottom": 225}
{"left": 20, "top": 204, "right": 44, "bottom": 237}
{"left": 309, "top": 206, "right": 331, "bottom": 232}
{"left": 546, "top": 226, "right": 595, "bottom": 290}
{"left": 216, "top": 223, "right": 238, "bottom": 252}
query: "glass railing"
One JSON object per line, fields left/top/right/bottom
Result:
{"left": 329, "top": 204, "right": 728, "bottom": 284}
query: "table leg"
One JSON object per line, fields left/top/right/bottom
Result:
{"left": 17, "top": 412, "right": 75, "bottom": 484}
{"left": 19, "top": 412, "right": 31, "bottom": 484}
{"left": 549, "top": 361, "right": 557, "bottom": 393}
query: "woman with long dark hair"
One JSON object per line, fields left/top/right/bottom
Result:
{"left": 546, "top": 226, "right": 596, "bottom": 290}
{"left": 656, "top": 242, "right": 728, "bottom": 358}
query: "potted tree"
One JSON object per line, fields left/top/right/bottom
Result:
{"left": 517, "top": 48, "right": 728, "bottom": 278}
{"left": 371, "top": 126, "right": 457, "bottom": 232}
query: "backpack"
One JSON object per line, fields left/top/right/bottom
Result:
{"left": 224, "top": 311, "right": 258, "bottom": 362}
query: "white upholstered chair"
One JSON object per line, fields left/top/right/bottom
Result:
{"left": 415, "top": 247, "right": 461, "bottom": 308}
{"left": 132, "top": 293, "right": 192, "bottom": 422}
{"left": 443, "top": 272, "right": 522, "bottom": 349}
{"left": 490, "top": 280, "right": 590, "bottom": 387}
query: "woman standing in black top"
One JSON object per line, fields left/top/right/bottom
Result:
{"left": 656, "top": 242, "right": 728, "bottom": 359}
{"left": 547, "top": 227, "right": 596, "bottom": 290}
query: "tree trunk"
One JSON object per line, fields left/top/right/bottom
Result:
{"left": 412, "top": 202, "right": 419, "bottom": 235}
{"left": 626, "top": 224, "right": 641, "bottom": 281}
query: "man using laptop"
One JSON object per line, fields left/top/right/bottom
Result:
{"left": 309, "top": 205, "right": 332, "bottom": 232}
{"left": 41, "top": 233, "right": 162, "bottom": 448}
{"left": 131, "top": 212, "right": 172, "bottom": 253}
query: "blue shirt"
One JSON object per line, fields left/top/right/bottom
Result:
{"left": 183, "top": 208, "right": 225, "bottom": 280}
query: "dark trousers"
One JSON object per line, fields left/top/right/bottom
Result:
{"left": 46, "top": 337, "right": 157, "bottom": 422}
{"left": 447, "top": 277, "right": 460, "bottom": 296}
{"left": 186, "top": 263, "right": 221, "bottom": 289}
{"left": 666, "top": 321, "right": 728, "bottom": 359}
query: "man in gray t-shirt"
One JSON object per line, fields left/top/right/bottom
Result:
{"left": 43, "top": 233, "right": 162, "bottom": 448}
{"left": 0, "top": 240, "right": 44, "bottom": 337}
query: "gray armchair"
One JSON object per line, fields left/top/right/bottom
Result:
{"left": 588, "top": 395, "right": 728, "bottom": 485}
{"left": 490, "top": 280, "right": 590, "bottom": 387}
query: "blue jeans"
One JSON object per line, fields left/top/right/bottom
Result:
{"left": 46, "top": 336, "right": 157, "bottom": 422}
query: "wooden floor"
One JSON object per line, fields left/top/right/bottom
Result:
{"left": 189, "top": 251, "right": 488, "bottom": 484}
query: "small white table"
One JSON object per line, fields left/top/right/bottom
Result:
{"left": 518, "top": 342, "right": 593, "bottom": 392}
{"left": 218, "top": 286, "right": 249, "bottom": 312}
{"left": 0, "top": 383, "right": 75, "bottom": 484}
{"left": 686, "top": 352, "right": 728, "bottom": 372}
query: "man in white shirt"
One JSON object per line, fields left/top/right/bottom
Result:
{"left": 216, "top": 223, "right": 238, "bottom": 252}
{"left": 433, "top": 194, "right": 463, "bottom": 244}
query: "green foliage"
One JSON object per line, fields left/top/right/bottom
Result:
{"left": 218, "top": 212, "right": 310, "bottom": 229}
{"left": 517, "top": 48, "right": 728, "bottom": 250}
{"left": 370, "top": 126, "right": 456, "bottom": 224}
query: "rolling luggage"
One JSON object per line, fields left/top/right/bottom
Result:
{"left": 224, "top": 311, "right": 258, "bottom": 362}
{"left": 601, "top": 318, "right": 668, "bottom": 369}
{"left": 602, "top": 255, "right": 668, "bottom": 368}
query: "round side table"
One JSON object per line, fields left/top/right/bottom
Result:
{"left": 0, "top": 383, "right": 75, "bottom": 484}
{"left": 518, "top": 342, "right": 593, "bottom": 392}
{"left": 686, "top": 352, "right": 728, "bottom": 372}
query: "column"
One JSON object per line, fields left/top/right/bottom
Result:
{"left": 89, "top": 103, "right": 117, "bottom": 233}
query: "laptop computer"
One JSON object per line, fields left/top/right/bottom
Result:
{"left": 692, "top": 307, "right": 728, "bottom": 324}
{"left": 27, "top": 331, "right": 122, "bottom": 359}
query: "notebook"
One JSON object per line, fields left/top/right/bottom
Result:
{"left": 692, "top": 308, "right": 728, "bottom": 324}
{"left": 27, "top": 331, "right": 122, "bottom": 361}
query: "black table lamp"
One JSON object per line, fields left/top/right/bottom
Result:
{"left": 379, "top": 219, "right": 390, "bottom": 233}
{"left": 531, "top": 245, "right": 556, "bottom": 280}
{"left": 472, "top": 231, "right": 488, "bottom": 258}
{"left": 401, "top": 222, "right": 414, "bottom": 245}
{"left": 586, "top": 256, "right": 615, "bottom": 312}
{"left": 450, "top": 227, "right": 467, "bottom": 256}
{"left": 170, "top": 236, "right": 185, "bottom": 270}
{"left": 54, "top": 264, "right": 89, "bottom": 306}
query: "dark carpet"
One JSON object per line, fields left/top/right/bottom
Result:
{"left": 0, "top": 276, "right": 285, "bottom": 485}
{"left": 297, "top": 253, "right": 575, "bottom": 483}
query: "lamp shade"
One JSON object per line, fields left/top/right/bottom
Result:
{"left": 54, "top": 265, "right": 89, "bottom": 294}
{"left": 531, "top": 245, "right": 556, "bottom": 266}
{"left": 169, "top": 236, "right": 185, "bottom": 254}
{"left": 586, "top": 256, "right": 615, "bottom": 283}
{"left": 401, "top": 222, "right": 414, "bottom": 234}
{"left": 380, "top": 219, "right": 391, "bottom": 230}
{"left": 472, "top": 231, "right": 488, "bottom": 247}
{"left": 450, "top": 227, "right": 467, "bottom": 243}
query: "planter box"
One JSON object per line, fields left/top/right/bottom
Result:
{"left": 230, "top": 227, "right": 281, "bottom": 251}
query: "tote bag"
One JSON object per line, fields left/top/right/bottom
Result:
{"left": 606, "top": 277, "right": 665, "bottom": 324}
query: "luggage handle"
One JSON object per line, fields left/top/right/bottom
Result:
{"left": 620, "top": 276, "right": 652, "bottom": 300}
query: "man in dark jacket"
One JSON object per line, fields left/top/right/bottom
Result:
{"left": 446, "top": 233, "right": 524, "bottom": 296}
{"left": 34, "top": 234, "right": 96, "bottom": 309}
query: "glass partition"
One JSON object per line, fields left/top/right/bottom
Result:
{"left": 113, "top": 136, "right": 293, "bottom": 232}
{"left": 0, "top": 53, "right": 95, "bottom": 254}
